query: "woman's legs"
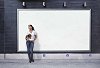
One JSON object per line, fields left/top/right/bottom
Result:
{"left": 30, "top": 42, "right": 34, "bottom": 61}
{"left": 26, "top": 41, "right": 34, "bottom": 63}
{"left": 26, "top": 41, "right": 31, "bottom": 62}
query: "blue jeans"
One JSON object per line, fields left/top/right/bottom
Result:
{"left": 26, "top": 41, "right": 34, "bottom": 61}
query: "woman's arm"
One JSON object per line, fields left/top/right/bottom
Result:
{"left": 34, "top": 31, "right": 37, "bottom": 41}
{"left": 34, "top": 34, "right": 37, "bottom": 41}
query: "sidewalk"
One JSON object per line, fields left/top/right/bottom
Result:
{"left": 0, "top": 59, "right": 100, "bottom": 68}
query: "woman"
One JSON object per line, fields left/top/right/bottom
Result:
{"left": 25, "top": 25, "right": 37, "bottom": 63}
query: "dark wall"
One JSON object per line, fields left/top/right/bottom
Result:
{"left": 0, "top": 0, "right": 4, "bottom": 53}
{"left": 1, "top": 0, "right": 100, "bottom": 53}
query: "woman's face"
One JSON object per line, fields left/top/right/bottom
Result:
{"left": 28, "top": 25, "right": 32, "bottom": 30}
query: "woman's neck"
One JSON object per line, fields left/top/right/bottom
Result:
{"left": 29, "top": 30, "right": 33, "bottom": 33}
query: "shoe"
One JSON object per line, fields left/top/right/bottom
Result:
{"left": 31, "top": 59, "right": 34, "bottom": 62}
{"left": 29, "top": 60, "right": 31, "bottom": 63}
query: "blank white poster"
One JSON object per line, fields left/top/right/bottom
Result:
{"left": 17, "top": 9, "right": 91, "bottom": 52}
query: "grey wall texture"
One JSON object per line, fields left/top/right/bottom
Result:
{"left": 0, "top": 0, "right": 100, "bottom": 53}
{"left": 0, "top": 0, "right": 4, "bottom": 53}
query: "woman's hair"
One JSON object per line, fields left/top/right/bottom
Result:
{"left": 28, "top": 25, "right": 35, "bottom": 30}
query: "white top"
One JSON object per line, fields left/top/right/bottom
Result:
{"left": 27, "top": 30, "right": 37, "bottom": 41}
